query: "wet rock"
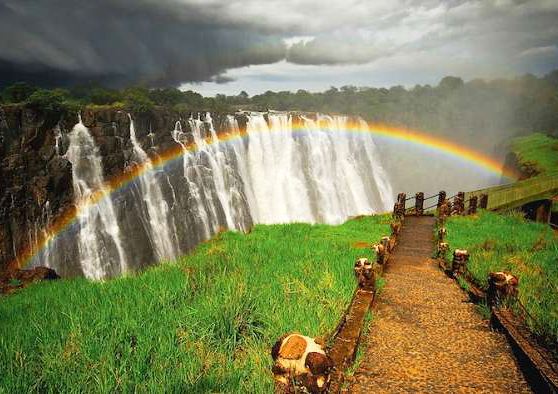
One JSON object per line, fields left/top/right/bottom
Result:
{"left": 1, "top": 266, "right": 60, "bottom": 294}
{"left": 0, "top": 103, "right": 232, "bottom": 274}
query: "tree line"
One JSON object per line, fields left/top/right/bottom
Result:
{"left": 2, "top": 70, "right": 557, "bottom": 146}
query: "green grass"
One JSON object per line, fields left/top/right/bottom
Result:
{"left": 0, "top": 215, "right": 389, "bottom": 393}
{"left": 445, "top": 210, "right": 558, "bottom": 345}
{"left": 511, "top": 133, "right": 558, "bottom": 176}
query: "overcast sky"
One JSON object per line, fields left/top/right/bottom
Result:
{"left": 1, "top": 0, "right": 557, "bottom": 95}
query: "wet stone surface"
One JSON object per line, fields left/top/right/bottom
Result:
{"left": 348, "top": 216, "right": 531, "bottom": 393}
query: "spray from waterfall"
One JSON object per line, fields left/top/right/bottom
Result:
{"left": 65, "top": 115, "right": 129, "bottom": 279}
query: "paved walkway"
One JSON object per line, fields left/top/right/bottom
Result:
{"left": 348, "top": 216, "right": 532, "bottom": 393}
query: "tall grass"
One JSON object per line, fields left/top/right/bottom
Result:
{"left": 445, "top": 211, "right": 558, "bottom": 346}
{"left": 0, "top": 215, "right": 389, "bottom": 393}
{"left": 511, "top": 133, "right": 558, "bottom": 176}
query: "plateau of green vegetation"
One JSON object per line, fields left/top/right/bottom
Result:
{"left": 2, "top": 68, "right": 558, "bottom": 148}
{"left": 445, "top": 211, "right": 558, "bottom": 347}
{"left": 0, "top": 216, "right": 388, "bottom": 393}
{"left": 511, "top": 133, "right": 558, "bottom": 176}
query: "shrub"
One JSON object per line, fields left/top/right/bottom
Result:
{"left": 2, "top": 82, "right": 38, "bottom": 103}
{"left": 26, "top": 88, "right": 70, "bottom": 112}
{"left": 123, "top": 87, "right": 155, "bottom": 113}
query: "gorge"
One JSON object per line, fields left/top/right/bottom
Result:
{"left": 0, "top": 107, "right": 394, "bottom": 279}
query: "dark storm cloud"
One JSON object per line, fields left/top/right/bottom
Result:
{"left": 1, "top": 0, "right": 557, "bottom": 88}
{"left": 0, "top": 0, "right": 286, "bottom": 87}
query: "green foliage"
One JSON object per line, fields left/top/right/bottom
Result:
{"left": 123, "top": 87, "right": 155, "bottom": 113}
{"left": 89, "top": 87, "right": 122, "bottom": 105}
{"left": 26, "top": 88, "right": 83, "bottom": 113}
{"left": 438, "top": 76, "right": 464, "bottom": 91}
{"left": 511, "top": 133, "right": 558, "bottom": 176}
{"left": 445, "top": 210, "right": 558, "bottom": 345}
{"left": 0, "top": 215, "right": 389, "bottom": 392}
{"left": 1, "top": 82, "right": 37, "bottom": 103}
{"left": 148, "top": 88, "right": 186, "bottom": 106}
{"left": 2, "top": 68, "right": 558, "bottom": 142}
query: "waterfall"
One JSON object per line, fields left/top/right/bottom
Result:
{"left": 241, "top": 113, "right": 393, "bottom": 224}
{"left": 64, "top": 117, "right": 129, "bottom": 279}
{"left": 128, "top": 116, "right": 178, "bottom": 262}
{"left": 33, "top": 112, "right": 393, "bottom": 279}
{"left": 171, "top": 120, "right": 212, "bottom": 239}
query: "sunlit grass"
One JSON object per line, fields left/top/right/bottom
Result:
{"left": 445, "top": 210, "right": 558, "bottom": 345}
{"left": 511, "top": 133, "right": 558, "bottom": 176}
{"left": 0, "top": 215, "right": 389, "bottom": 393}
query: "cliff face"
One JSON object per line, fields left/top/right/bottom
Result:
{"left": 1, "top": 106, "right": 397, "bottom": 279}
{"left": 0, "top": 105, "right": 74, "bottom": 272}
{"left": 0, "top": 105, "right": 244, "bottom": 274}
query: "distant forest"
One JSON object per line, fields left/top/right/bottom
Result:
{"left": 2, "top": 69, "right": 558, "bottom": 149}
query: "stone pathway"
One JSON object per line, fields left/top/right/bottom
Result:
{"left": 348, "top": 216, "right": 532, "bottom": 393}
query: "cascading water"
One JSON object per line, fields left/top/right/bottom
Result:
{"left": 128, "top": 115, "right": 178, "bottom": 262}
{"left": 239, "top": 113, "right": 393, "bottom": 224}
{"left": 171, "top": 120, "right": 212, "bottom": 239}
{"left": 64, "top": 116, "right": 129, "bottom": 279}
{"left": 30, "top": 112, "right": 393, "bottom": 279}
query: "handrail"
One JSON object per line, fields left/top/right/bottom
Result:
{"left": 423, "top": 194, "right": 439, "bottom": 201}
{"left": 465, "top": 172, "right": 558, "bottom": 211}
{"left": 424, "top": 202, "right": 439, "bottom": 211}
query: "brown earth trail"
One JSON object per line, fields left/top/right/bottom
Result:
{"left": 348, "top": 216, "right": 531, "bottom": 393}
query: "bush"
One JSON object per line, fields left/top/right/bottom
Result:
{"left": 2, "top": 82, "right": 37, "bottom": 103}
{"left": 149, "top": 88, "right": 184, "bottom": 106}
{"left": 89, "top": 87, "right": 122, "bottom": 105}
{"left": 26, "top": 88, "right": 70, "bottom": 112}
{"left": 123, "top": 87, "right": 155, "bottom": 113}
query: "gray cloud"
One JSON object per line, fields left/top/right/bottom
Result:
{"left": 0, "top": 0, "right": 557, "bottom": 88}
{"left": 0, "top": 0, "right": 286, "bottom": 87}
{"left": 286, "top": 37, "right": 388, "bottom": 65}
{"left": 284, "top": 0, "right": 558, "bottom": 70}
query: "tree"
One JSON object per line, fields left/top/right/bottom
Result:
{"left": 90, "top": 87, "right": 121, "bottom": 105}
{"left": 123, "top": 87, "right": 154, "bottom": 113}
{"left": 26, "top": 88, "right": 70, "bottom": 112}
{"left": 438, "top": 76, "right": 464, "bottom": 91}
{"left": 2, "top": 82, "right": 37, "bottom": 103}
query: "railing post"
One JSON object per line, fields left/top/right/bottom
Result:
{"left": 415, "top": 192, "right": 424, "bottom": 216}
{"left": 437, "top": 226, "right": 448, "bottom": 261}
{"left": 437, "top": 241, "right": 449, "bottom": 259}
{"left": 438, "top": 199, "right": 450, "bottom": 226}
{"left": 452, "top": 192, "right": 465, "bottom": 215}
{"left": 390, "top": 221, "right": 401, "bottom": 237}
{"left": 487, "top": 272, "right": 519, "bottom": 308}
{"left": 479, "top": 194, "right": 488, "bottom": 209}
{"left": 468, "top": 196, "right": 478, "bottom": 215}
{"left": 394, "top": 193, "right": 407, "bottom": 219}
{"left": 354, "top": 257, "right": 376, "bottom": 291}
{"left": 381, "top": 236, "right": 391, "bottom": 253}
{"left": 437, "top": 191, "right": 446, "bottom": 209}
{"left": 372, "top": 242, "right": 387, "bottom": 266}
{"left": 438, "top": 227, "right": 447, "bottom": 242}
{"left": 451, "top": 249, "right": 469, "bottom": 277}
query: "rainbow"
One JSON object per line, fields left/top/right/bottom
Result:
{"left": 12, "top": 118, "right": 519, "bottom": 270}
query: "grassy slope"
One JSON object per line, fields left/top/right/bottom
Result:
{"left": 511, "top": 133, "right": 558, "bottom": 176}
{"left": 445, "top": 211, "right": 558, "bottom": 344}
{"left": 0, "top": 216, "right": 389, "bottom": 393}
